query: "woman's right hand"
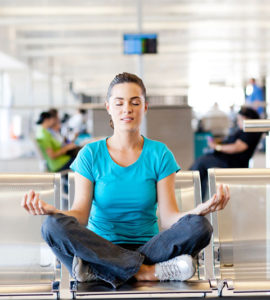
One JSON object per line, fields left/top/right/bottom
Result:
{"left": 21, "top": 190, "right": 57, "bottom": 215}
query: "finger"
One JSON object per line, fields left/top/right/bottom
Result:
{"left": 33, "top": 193, "right": 41, "bottom": 215}
{"left": 32, "top": 193, "right": 39, "bottom": 214}
{"left": 214, "top": 188, "right": 227, "bottom": 211}
{"left": 222, "top": 185, "right": 230, "bottom": 208}
{"left": 26, "top": 190, "right": 36, "bottom": 215}
{"left": 218, "top": 183, "right": 226, "bottom": 200}
{"left": 226, "top": 185, "right": 230, "bottom": 199}
{"left": 217, "top": 184, "right": 230, "bottom": 210}
{"left": 204, "top": 194, "right": 218, "bottom": 214}
{"left": 38, "top": 200, "right": 46, "bottom": 215}
{"left": 211, "top": 194, "right": 220, "bottom": 211}
{"left": 209, "top": 193, "right": 218, "bottom": 205}
{"left": 218, "top": 184, "right": 229, "bottom": 209}
{"left": 208, "top": 194, "right": 217, "bottom": 212}
{"left": 218, "top": 184, "right": 224, "bottom": 200}
{"left": 21, "top": 193, "right": 29, "bottom": 211}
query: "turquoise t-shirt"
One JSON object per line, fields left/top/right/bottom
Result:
{"left": 70, "top": 136, "right": 180, "bottom": 244}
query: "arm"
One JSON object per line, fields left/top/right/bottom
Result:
{"left": 68, "top": 172, "right": 93, "bottom": 225}
{"left": 21, "top": 172, "right": 93, "bottom": 226}
{"left": 208, "top": 139, "right": 248, "bottom": 154}
{"left": 157, "top": 173, "right": 181, "bottom": 229}
{"left": 157, "top": 173, "right": 230, "bottom": 229}
{"left": 46, "top": 143, "right": 77, "bottom": 159}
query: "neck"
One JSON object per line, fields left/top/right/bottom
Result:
{"left": 109, "top": 131, "right": 143, "bottom": 150}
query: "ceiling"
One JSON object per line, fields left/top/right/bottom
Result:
{"left": 1, "top": 0, "right": 270, "bottom": 96}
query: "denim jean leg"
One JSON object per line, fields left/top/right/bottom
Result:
{"left": 138, "top": 214, "right": 213, "bottom": 265}
{"left": 41, "top": 213, "right": 144, "bottom": 288}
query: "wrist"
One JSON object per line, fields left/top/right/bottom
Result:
{"left": 191, "top": 205, "right": 201, "bottom": 216}
{"left": 215, "top": 144, "right": 222, "bottom": 152}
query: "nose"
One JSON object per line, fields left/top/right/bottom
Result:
{"left": 123, "top": 102, "right": 132, "bottom": 113}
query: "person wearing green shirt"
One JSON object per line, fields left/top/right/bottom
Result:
{"left": 36, "top": 111, "right": 78, "bottom": 172}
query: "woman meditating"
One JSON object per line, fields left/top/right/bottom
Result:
{"left": 22, "top": 72, "right": 229, "bottom": 288}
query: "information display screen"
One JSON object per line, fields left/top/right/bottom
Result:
{"left": 123, "top": 33, "right": 157, "bottom": 55}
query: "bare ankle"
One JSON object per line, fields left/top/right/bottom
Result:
{"left": 134, "top": 264, "right": 157, "bottom": 281}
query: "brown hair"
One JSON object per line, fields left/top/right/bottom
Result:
{"left": 107, "top": 72, "right": 146, "bottom": 100}
{"left": 107, "top": 72, "right": 147, "bottom": 129}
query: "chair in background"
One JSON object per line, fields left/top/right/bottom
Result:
{"left": 0, "top": 173, "right": 62, "bottom": 298}
{"left": 208, "top": 168, "right": 270, "bottom": 296}
{"left": 68, "top": 171, "right": 218, "bottom": 299}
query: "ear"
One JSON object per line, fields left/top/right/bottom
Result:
{"left": 105, "top": 101, "right": 111, "bottom": 115}
{"left": 144, "top": 101, "right": 148, "bottom": 114}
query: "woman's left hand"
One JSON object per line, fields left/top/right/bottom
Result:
{"left": 195, "top": 184, "right": 230, "bottom": 216}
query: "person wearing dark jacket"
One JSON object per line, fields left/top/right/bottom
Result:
{"left": 190, "top": 106, "right": 262, "bottom": 199}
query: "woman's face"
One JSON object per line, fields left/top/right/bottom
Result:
{"left": 106, "top": 82, "right": 148, "bottom": 133}
{"left": 43, "top": 117, "right": 54, "bottom": 128}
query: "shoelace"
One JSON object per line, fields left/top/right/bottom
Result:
{"left": 159, "top": 258, "right": 182, "bottom": 280}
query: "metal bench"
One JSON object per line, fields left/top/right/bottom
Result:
{"left": 68, "top": 171, "right": 217, "bottom": 298}
{"left": 208, "top": 168, "right": 270, "bottom": 296}
{"left": 0, "top": 173, "right": 62, "bottom": 298}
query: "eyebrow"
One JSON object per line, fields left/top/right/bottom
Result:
{"left": 113, "top": 96, "right": 142, "bottom": 100}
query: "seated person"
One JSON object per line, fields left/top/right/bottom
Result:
{"left": 50, "top": 115, "right": 66, "bottom": 145}
{"left": 23, "top": 73, "right": 230, "bottom": 288}
{"left": 49, "top": 112, "right": 82, "bottom": 157}
{"left": 36, "top": 111, "right": 78, "bottom": 172}
{"left": 190, "top": 106, "right": 262, "bottom": 199}
{"left": 68, "top": 108, "right": 88, "bottom": 141}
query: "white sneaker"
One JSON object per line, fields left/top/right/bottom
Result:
{"left": 72, "top": 256, "right": 97, "bottom": 282}
{"left": 155, "top": 255, "right": 196, "bottom": 281}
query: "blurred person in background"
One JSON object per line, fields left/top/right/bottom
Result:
{"left": 246, "top": 78, "right": 265, "bottom": 118}
{"left": 190, "top": 106, "right": 261, "bottom": 199}
{"left": 68, "top": 109, "right": 89, "bottom": 141}
{"left": 36, "top": 111, "right": 77, "bottom": 172}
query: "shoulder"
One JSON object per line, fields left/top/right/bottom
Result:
{"left": 144, "top": 136, "right": 168, "bottom": 152}
{"left": 36, "top": 127, "right": 51, "bottom": 140}
{"left": 238, "top": 130, "right": 262, "bottom": 142}
{"left": 71, "top": 138, "right": 107, "bottom": 177}
{"left": 143, "top": 137, "right": 180, "bottom": 179}
{"left": 78, "top": 138, "right": 107, "bottom": 158}
{"left": 143, "top": 136, "right": 178, "bottom": 165}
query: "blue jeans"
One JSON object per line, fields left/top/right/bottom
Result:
{"left": 41, "top": 213, "right": 212, "bottom": 288}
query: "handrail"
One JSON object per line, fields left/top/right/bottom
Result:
{"left": 243, "top": 120, "right": 270, "bottom": 132}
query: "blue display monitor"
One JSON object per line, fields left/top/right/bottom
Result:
{"left": 123, "top": 33, "right": 158, "bottom": 55}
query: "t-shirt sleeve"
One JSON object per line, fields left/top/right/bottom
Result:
{"left": 37, "top": 132, "right": 53, "bottom": 150}
{"left": 70, "top": 145, "right": 94, "bottom": 182}
{"left": 157, "top": 145, "right": 181, "bottom": 182}
{"left": 238, "top": 131, "right": 261, "bottom": 147}
{"left": 37, "top": 138, "right": 51, "bottom": 150}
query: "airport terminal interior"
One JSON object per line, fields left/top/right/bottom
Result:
{"left": 2, "top": 0, "right": 270, "bottom": 299}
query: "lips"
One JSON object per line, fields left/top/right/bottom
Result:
{"left": 121, "top": 117, "right": 134, "bottom": 121}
